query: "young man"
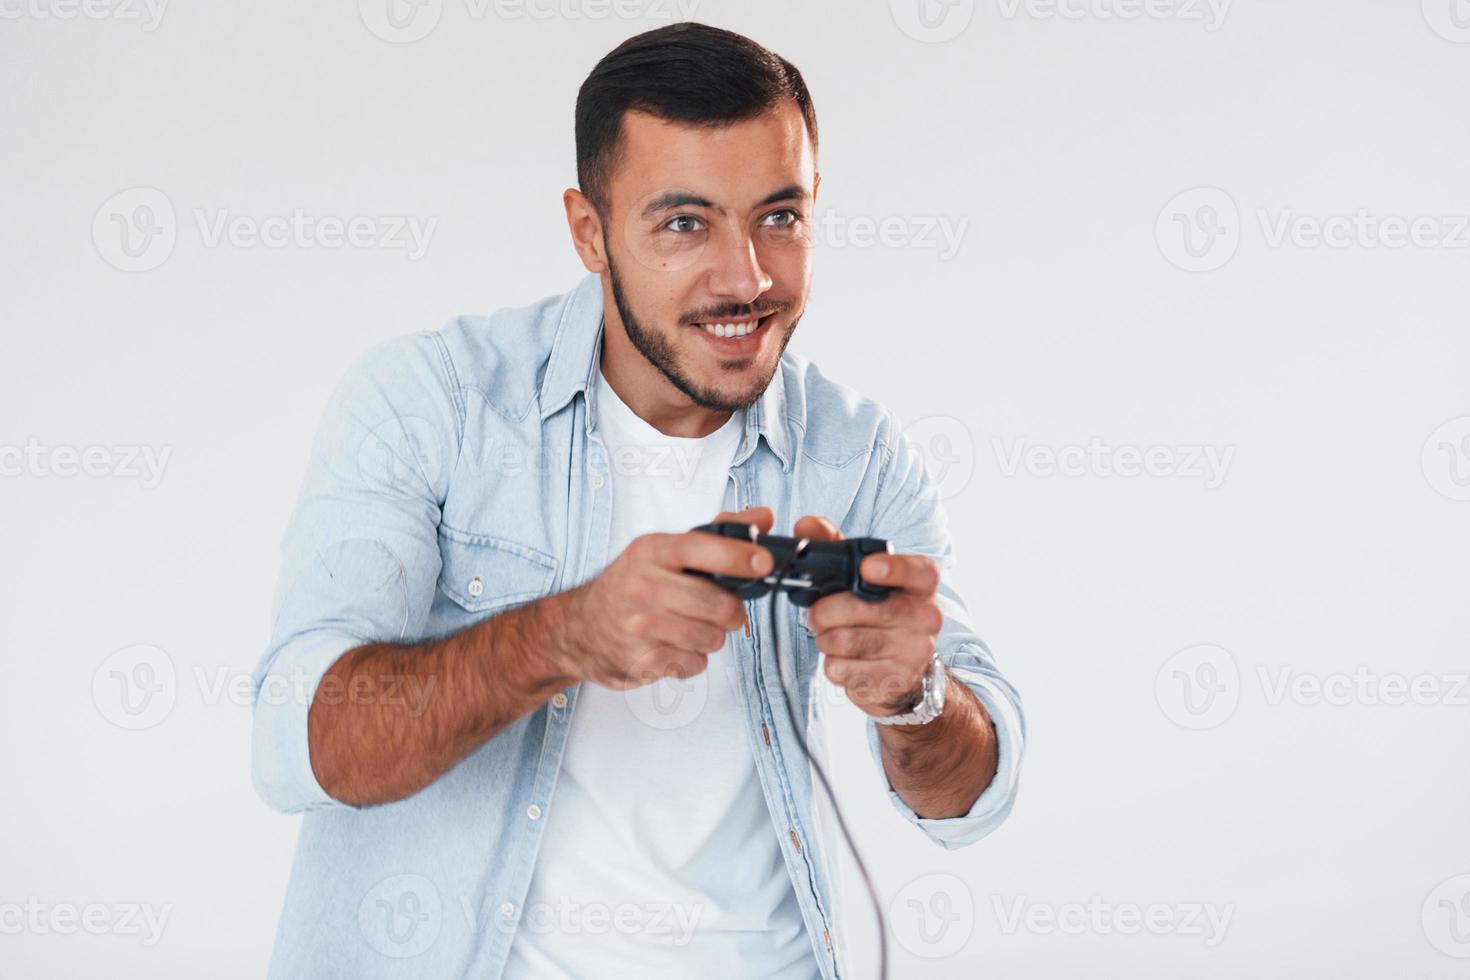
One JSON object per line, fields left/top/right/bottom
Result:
{"left": 252, "top": 22, "right": 1023, "bottom": 980}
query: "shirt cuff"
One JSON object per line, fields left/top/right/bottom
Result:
{"left": 865, "top": 664, "right": 1024, "bottom": 850}
{"left": 250, "top": 630, "right": 368, "bottom": 814}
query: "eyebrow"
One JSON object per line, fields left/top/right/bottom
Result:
{"left": 640, "top": 183, "right": 809, "bottom": 219}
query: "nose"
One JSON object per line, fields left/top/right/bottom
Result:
{"left": 704, "top": 219, "right": 773, "bottom": 308}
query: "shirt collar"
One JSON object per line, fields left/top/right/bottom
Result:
{"left": 539, "top": 273, "right": 792, "bottom": 472}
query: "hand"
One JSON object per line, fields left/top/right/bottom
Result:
{"left": 559, "top": 506, "right": 776, "bottom": 690}
{"left": 796, "top": 515, "right": 944, "bottom": 718}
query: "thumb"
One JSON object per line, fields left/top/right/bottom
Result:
{"left": 712, "top": 505, "right": 775, "bottom": 535}
{"left": 793, "top": 514, "right": 843, "bottom": 542}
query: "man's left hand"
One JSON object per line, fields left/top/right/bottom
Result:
{"left": 795, "top": 515, "right": 944, "bottom": 718}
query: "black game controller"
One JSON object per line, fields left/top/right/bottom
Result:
{"left": 685, "top": 522, "right": 894, "bottom": 607}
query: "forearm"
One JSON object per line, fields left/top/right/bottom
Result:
{"left": 307, "top": 588, "right": 581, "bottom": 807}
{"left": 877, "top": 670, "right": 999, "bottom": 819}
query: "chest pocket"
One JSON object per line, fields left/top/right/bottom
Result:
{"left": 437, "top": 523, "right": 559, "bottom": 616}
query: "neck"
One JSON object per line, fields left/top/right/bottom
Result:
{"left": 598, "top": 311, "right": 734, "bottom": 440}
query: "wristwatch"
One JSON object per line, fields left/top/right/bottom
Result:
{"left": 872, "top": 655, "right": 947, "bottom": 726}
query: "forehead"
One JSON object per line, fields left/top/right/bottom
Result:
{"left": 608, "top": 101, "right": 816, "bottom": 214}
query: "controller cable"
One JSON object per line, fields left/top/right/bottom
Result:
{"left": 764, "top": 539, "right": 888, "bottom": 980}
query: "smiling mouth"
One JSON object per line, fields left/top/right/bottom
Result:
{"left": 691, "top": 312, "right": 777, "bottom": 339}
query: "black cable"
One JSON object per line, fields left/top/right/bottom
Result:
{"left": 765, "top": 541, "right": 888, "bottom": 980}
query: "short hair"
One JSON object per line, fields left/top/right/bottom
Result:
{"left": 575, "top": 22, "right": 819, "bottom": 215}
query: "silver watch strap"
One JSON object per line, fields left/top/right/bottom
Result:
{"left": 872, "top": 655, "right": 946, "bottom": 726}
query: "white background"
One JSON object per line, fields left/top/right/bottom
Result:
{"left": 3, "top": 1, "right": 1469, "bottom": 977}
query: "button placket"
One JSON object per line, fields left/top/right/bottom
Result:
{"left": 729, "top": 463, "right": 837, "bottom": 972}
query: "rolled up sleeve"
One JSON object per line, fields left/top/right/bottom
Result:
{"left": 861, "top": 412, "right": 1027, "bottom": 849}
{"left": 250, "top": 333, "right": 461, "bottom": 813}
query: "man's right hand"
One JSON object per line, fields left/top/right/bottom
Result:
{"left": 557, "top": 506, "right": 776, "bottom": 690}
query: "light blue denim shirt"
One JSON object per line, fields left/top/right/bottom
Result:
{"left": 251, "top": 272, "right": 1025, "bottom": 979}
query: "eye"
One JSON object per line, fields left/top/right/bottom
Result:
{"left": 761, "top": 208, "right": 801, "bottom": 229}
{"left": 664, "top": 214, "right": 706, "bottom": 234}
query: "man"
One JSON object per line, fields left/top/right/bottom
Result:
{"left": 251, "top": 22, "right": 1024, "bottom": 980}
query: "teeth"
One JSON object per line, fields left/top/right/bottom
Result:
{"left": 700, "top": 319, "right": 762, "bottom": 339}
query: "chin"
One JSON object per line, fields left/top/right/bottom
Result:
{"left": 683, "top": 357, "right": 779, "bottom": 413}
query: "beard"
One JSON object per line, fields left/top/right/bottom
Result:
{"left": 607, "top": 249, "right": 799, "bottom": 413}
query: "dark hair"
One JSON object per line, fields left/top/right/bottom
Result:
{"left": 575, "top": 22, "right": 818, "bottom": 214}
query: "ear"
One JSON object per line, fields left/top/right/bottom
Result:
{"left": 563, "top": 187, "right": 607, "bottom": 274}
{"left": 812, "top": 171, "right": 821, "bottom": 206}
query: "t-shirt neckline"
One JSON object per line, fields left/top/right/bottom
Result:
{"left": 594, "top": 366, "right": 745, "bottom": 448}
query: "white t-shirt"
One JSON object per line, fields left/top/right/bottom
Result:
{"left": 503, "top": 368, "right": 817, "bottom": 980}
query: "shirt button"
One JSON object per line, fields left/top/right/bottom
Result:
{"left": 500, "top": 902, "right": 515, "bottom": 917}
{"left": 467, "top": 576, "right": 484, "bottom": 598}
{"left": 591, "top": 474, "right": 605, "bottom": 489}
{"left": 551, "top": 693, "right": 568, "bottom": 709}
{"left": 527, "top": 804, "right": 542, "bottom": 821}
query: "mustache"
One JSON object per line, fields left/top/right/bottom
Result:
{"left": 681, "top": 300, "right": 790, "bottom": 325}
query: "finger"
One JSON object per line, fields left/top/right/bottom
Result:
{"left": 823, "top": 655, "right": 913, "bottom": 693}
{"left": 823, "top": 655, "right": 853, "bottom": 687}
{"left": 860, "top": 552, "right": 941, "bottom": 596}
{"left": 807, "top": 591, "right": 942, "bottom": 634}
{"left": 648, "top": 529, "right": 773, "bottom": 578}
{"left": 655, "top": 650, "right": 710, "bottom": 682}
{"left": 651, "top": 569, "right": 748, "bottom": 632}
{"left": 824, "top": 656, "right": 891, "bottom": 692}
{"left": 712, "top": 505, "right": 775, "bottom": 536}
{"left": 828, "top": 660, "right": 929, "bottom": 712}
{"left": 642, "top": 610, "right": 729, "bottom": 656}
{"left": 621, "top": 646, "right": 709, "bottom": 686}
{"left": 793, "top": 514, "right": 842, "bottom": 542}
{"left": 813, "top": 626, "right": 889, "bottom": 661}
{"left": 816, "top": 620, "right": 938, "bottom": 663}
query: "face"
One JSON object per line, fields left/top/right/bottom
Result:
{"left": 580, "top": 100, "right": 818, "bottom": 413}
